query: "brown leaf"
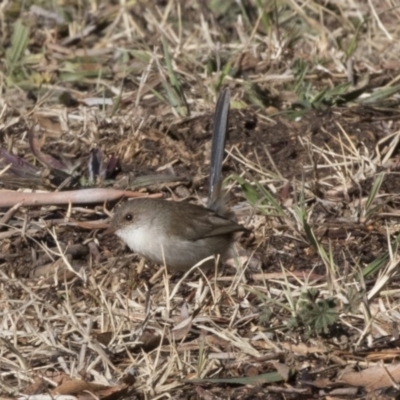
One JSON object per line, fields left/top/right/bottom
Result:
{"left": 95, "top": 331, "right": 113, "bottom": 346}
{"left": 0, "top": 147, "right": 41, "bottom": 178}
{"left": 30, "top": 257, "right": 72, "bottom": 279}
{"left": 136, "top": 331, "right": 166, "bottom": 352}
{"left": 195, "top": 386, "right": 220, "bottom": 400}
{"left": 28, "top": 125, "right": 69, "bottom": 172}
{"left": 243, "top": 365, "right": 260, "bottom": 377}
{"left": 272, "top": 362, "right": 291, "bottom": 382}
{"left": 281, "top": 342, "right": 328, "bottom": 354}
{"left": 23, "top": 377, "right": 48, "bottom": 395}
{"left": 51, "top": 379, "right": 109, "bottom": 395}
{"left": 96, "top": 384, "right": 132, "bottom": 400}
{"left": 340, "top": 363, "right": 400, "bottom": 390}
{"left": 172, "top": 315, "right": 193, "bottom": 341}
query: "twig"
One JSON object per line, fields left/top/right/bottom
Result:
{"left": 0, "top": 188, "right": 162, "bottom": 208}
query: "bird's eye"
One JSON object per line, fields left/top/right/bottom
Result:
{"left": 125, "top": 213, "right": 133, "bottom": 221}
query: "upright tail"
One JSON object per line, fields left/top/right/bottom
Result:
{"left": 208, "top": 88, "right": 231, "bottom": 213}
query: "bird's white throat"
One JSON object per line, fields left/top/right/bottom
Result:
{"left": 116, "top": 224, "right": 166, "bottom": 263}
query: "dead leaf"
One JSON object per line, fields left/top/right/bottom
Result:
{"left": 51, "top": 379, "right": 110, "bottom": 395}
{"left": 272, "top": 362, "right": 291, "bottom": 382}
{"left": 340, "top": 363, "right": 400, "bottom": 390}
{"left": 29, "top": 125, "right": 69, "bottom": 172}
{"left": 172, "top": 316, "right": 193, "bottom": 341}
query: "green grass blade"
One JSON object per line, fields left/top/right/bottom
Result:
{"left": 362, "top": 233, "right": 400, "bottom": 277}
{"left": 364, "top": 172, "right": 384, "bottom": 221}
{"left": 214, "top": 61, "right": 232, "bottom": 92}
{"left": 6, "top": 20, "right": 30, "bottom": 77}
{"left": 230, "top": 174, "right": 286, "bottom": 217}
{"left": 161, "top": 36, "right": 188, "bottom": 117}
{"left": 359, "top": 84, "right": 400, "bottom": 105}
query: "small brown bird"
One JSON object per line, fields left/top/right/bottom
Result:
{"left": 107, "top": 198, "right": 247, "bottom": 272}
{"left": 107, "top": 88, "right": 248, "bottom": 272}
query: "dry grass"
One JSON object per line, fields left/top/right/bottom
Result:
{"left": 2, "top": 0, "right": 400, "bottom": 399}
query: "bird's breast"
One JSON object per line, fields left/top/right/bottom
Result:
{"left": 116, "top": 225, "right": 166, "bottom": 262}
{"left": 116, "top": 223, "right": 233, "bottom": 271}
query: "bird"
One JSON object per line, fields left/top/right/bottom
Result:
{"left": 106, "top": 88, "right": 248, "bottom": 272}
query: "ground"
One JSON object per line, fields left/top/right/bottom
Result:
{"left": 1, "top": 1, "right": 400, "bottom": 399}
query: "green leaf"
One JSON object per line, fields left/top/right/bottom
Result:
{"left": 6, "top": 20, "right": 30, "bottom": 76}
{"left": 233, "top": 175, "right": 261, "bottom": 205}
{"left": 345, "top": 20, "right": 365, "bottom": 58}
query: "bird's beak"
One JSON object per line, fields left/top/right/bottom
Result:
{"left": 103, "top": 226, "right": 117, "bottom": 236}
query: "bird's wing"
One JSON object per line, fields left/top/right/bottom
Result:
{"left": 182, "top": 212, "right": 247, "bottom": 241}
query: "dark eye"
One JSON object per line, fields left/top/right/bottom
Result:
{"left": 125, "top": 213, "right": 133, "bottom": 221}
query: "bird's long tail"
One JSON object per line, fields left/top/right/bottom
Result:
{"left": 207, "top": 88, "right": 231, "bottom": 214}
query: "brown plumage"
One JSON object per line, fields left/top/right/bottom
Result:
{"left": 108, "top": 198, "right": 248, "bottom": 272}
